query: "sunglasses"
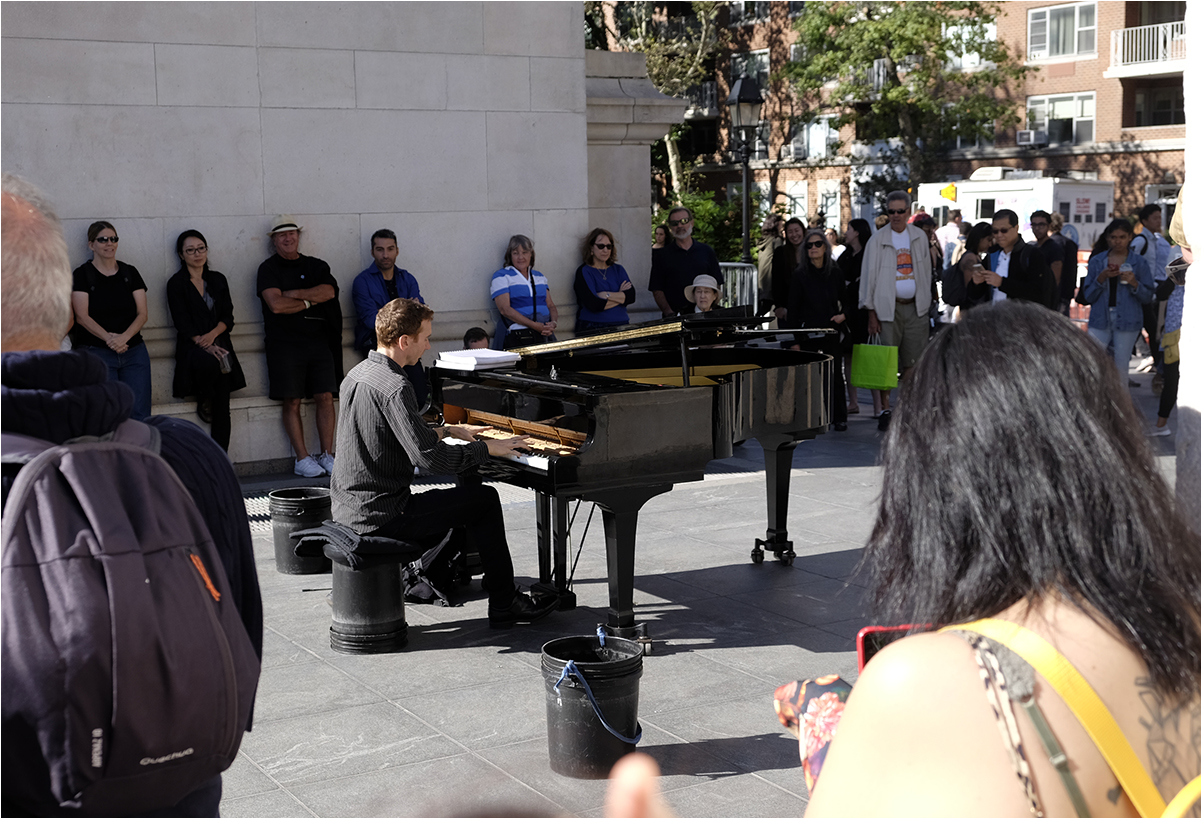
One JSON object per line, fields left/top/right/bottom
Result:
{"left": 94, "top": 236, "right": 119, "bottom": 244}
{"left": 668, "top": 218, "right": 691, "bottom": 227}
{"left": 805, "top": 240, "right": 826, "bottom": 249}
{"left": 593, "top": 242, "right": 613, "bottom": 250}
{"left": 887, "top": 209, "right": 908, "bottom": 216}
{"left": 992, "top": 227, "right": 1012, "bottom": 235}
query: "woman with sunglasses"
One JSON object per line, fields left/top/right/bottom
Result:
{"left": 574, "top": 228, "right": 635, "bottom": 334}
{"left": 70, "top": 221, "right": 151, "bottom": 419}
{"left": 785, "top": 229, "right": 849, "bottom": 432}
{"left": 166, "top": 229, "right": 246, "bottom": 451}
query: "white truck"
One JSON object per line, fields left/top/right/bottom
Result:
{"left": 917, "top": 168, "right": 1116, "bottom": 249}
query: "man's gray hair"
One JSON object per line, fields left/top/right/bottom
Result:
{"left": 1, "top": 173, "right": 72, "bottom": 348}
{"left": 886, "top": 190, "right": 912, "bottom": 207}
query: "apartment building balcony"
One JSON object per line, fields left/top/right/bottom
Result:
{"left": 683, "top": 81, "right": 720, "bottom": 119}
{"left": 1104, "top": 20, "right": 1187, "bottom": 78}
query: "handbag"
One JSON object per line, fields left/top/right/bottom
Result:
{"left": 849, "top": 333, "right": 898, "bottom": 391}
{"left": 946, "top": 619, "right": 1201, "bottom": 818}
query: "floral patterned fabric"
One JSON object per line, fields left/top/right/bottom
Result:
{"left": 773, "top": 675, "right": 854, "bottom": 793}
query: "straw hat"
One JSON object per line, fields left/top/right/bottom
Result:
{"left": 684, "top": 274, "right": 722, "bottom": 303}
{"left": 267, "top": 215, "right": 303, "bottom": 235}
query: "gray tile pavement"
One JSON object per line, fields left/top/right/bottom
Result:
{"left": 225, "top": 371, "right": 1175, "bottom": 818}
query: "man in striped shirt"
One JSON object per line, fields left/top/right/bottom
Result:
{"left": 329, "top": 298, "right": 557, "bottom": 627}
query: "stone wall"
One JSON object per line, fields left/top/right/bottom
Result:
{"left": 2, "top": 2, "right": 684, "bottom": 470}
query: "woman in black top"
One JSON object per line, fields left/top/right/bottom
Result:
{"left": 771, "top": 217, "right": 807, "bottom": 324}
{"left": 838, "top": 219, "right": 872, "bottom": 414}
{"left": 70, "top": 220, "right": 152, "bottom": 419}
{"left": 786, "top": 229, "right": 849, "bottom": 431}
{"left": 166, "top": 230, "right": 246, "bottom": 451}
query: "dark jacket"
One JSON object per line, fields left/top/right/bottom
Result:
{"left": 784, "top": 261, "right": 848, "bottom": 340}
{"left": 1, "top": 349, "right": 263, "bottom": 815}
{"left": 968, "top": 240, "right": 1058, "bottom": 310}
{"left": 771, "top": 242, "right": 805, "bottom": 310}
{"left": 165, "top": 268, "right": 247, "bottom": 397}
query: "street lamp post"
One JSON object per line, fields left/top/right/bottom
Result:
{"left": 726, "top": 74, "right": 764, "bottom": 265}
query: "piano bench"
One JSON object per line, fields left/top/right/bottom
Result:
{"left": 324, "top": 544, "right": 417, "bottom": 655}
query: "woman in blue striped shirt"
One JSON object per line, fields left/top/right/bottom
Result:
{"left": 491, "top": 234, "right": 559, "bottom": 349}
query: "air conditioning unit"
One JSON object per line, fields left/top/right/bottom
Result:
{"left": 1016, "top": 130, "right": 1049, "bottom": 147}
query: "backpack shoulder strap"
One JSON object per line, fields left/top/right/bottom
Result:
{"left": 946, "top": 618, "right": 1166, "bottom": 817}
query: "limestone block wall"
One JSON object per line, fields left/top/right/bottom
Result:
{"left": 2, "top": 1, "right": 595, "bottom": 468}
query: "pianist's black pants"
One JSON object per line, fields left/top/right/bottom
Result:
{"left": 370, "top": 484, "right": 517, "bottom": 609}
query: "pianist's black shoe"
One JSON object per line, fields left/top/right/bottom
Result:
{"left": 489, "top": 591, "right": 557, "bottom": 628}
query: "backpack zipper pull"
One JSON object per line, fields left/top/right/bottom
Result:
{"left": 189, "top": 553, "right": 221, "bottom": 602}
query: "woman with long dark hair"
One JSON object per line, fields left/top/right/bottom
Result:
{"left": 785, "top": 229, "right": 848, "bottom": 432}
{"left": 70, "top": 220, "right": 151, "bottom": 419}
{"left": 839, "top": 218, "right": 872, "bottom": 414}
{"left": 166, "top": 229, "right": 246, "bottom": 451}
{"left": 1079, "top": 218, "right": 1155, "bottom": 377}
{"left": 771, "top": 217, "right": 807, "bottom": 324}
{"left": 491, "top": 234, "right": 558, "bottom": 350}
{"left": 804, "top": 302, "right": 1199, "bottom": 816}
{"left": 955, "top": 221, "right": 996, "bottom": 316}
{"left": 574, "top": 227, "right": 635, "bottom": 333}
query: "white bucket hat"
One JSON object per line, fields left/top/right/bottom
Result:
{"left": 684, "top": 274, "right": 722, "bottom": 303}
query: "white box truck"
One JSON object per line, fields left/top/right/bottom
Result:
{"left": 917, "top": 168, "right": 1116, "bottom": 249}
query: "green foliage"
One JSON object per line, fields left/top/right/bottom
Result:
{"left": 653, "top": 190, "right": 764, "bottom": 263}
{"left": 785, "top": 1, "right": 1031, "bottom": 191}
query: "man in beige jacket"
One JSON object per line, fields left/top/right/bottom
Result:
{"left": 859, "top": 190, "right": 933, "bottom": 427}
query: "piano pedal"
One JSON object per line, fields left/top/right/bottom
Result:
{"left": 601, "top": 622, "right": 652, "bottom": 655}
{"left": 531, "top": 581, "right": 576, "bottom": 611}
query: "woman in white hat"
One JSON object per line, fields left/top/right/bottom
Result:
{"left": 682, "top": 274, "right": 721, "bottom": 314}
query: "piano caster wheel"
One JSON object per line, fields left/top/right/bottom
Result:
{"left": 750, "top": 548, "right": 765, "bottom": 564}
{"left": 638, "top": 637, "right": 653, "bottom": 655}
{"left": 602, "top": 622, "right": 651, "bottom": 655}
{"left": 776, "top": 550, "right": 795, "bottom": 566}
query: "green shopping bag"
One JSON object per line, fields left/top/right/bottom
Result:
{"left": 849, "top": 338, "right": 898, "bottom": 390}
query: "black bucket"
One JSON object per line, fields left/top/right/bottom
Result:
{"left": 329, "top": 561, "right": 407, "bottom": 654}
{"left": 268, "top": 487, "right": 332, "bottom": 574}
{"left": 541, "top": 633, "right": 643, "bottom": 779}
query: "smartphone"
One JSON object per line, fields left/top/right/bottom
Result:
{"left": 856, "top": 624, "right": 926, "bottom": 671}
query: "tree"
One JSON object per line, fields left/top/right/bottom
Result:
{"left": 585, "top": 1, "right": 726, "bottom": 196}
{"left": 785, "top": 1, "right": 1031, "bottom": 205}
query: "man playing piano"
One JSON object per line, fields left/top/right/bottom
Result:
{"left": 329, "top": 298, "right": 558, "bottom": 627}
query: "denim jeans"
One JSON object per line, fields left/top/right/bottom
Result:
{"left": 91, "top": 343, "right": 152, "bottom": 420}
{"left": 1087, "top": 307, "right": 1140, "bottom": 379}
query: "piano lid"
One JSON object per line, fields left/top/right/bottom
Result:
{"left": 508, "top": 310, "right": 773, "bottom": 357}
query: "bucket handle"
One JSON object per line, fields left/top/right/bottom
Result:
{"left": 553, "top": 660, "right": 642, "bottom": 745}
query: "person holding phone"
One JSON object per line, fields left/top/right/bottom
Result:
{"left": 800, "top": 302, "right": 1198, "bottom": 817}
{"left": 1079, "top": 218, "right": 1155, "bottom": 377}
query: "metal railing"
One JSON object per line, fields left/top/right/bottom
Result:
{"left": 684, "top": 81, "right": 719, "bottom": 117}
{"left": 1111, "top": 20, "right": 1186, "bottom": 68}
{"left": 719, "top": 262, "right": 759, "bottom": 310}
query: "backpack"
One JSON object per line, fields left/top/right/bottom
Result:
{"left": 401, "top": 529, "right": 465, "bottom": 607}
{"left": 940, "top": 261, "right": 968, "bottom": 307}
{"left": 1, "top": 420, "right": 260, "bottom": 814}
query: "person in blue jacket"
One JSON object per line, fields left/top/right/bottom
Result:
{"left": 1079, "top": 218, "right": 1155, "bottom": 377}
{"left": 351, "top": 228, "right": 427, "bottom": 407}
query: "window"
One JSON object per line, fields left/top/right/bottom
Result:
{"left": 1134, "top": 87, "right": 1185, "bottom": 126}
{"left": 978, "top": 199, "right": 996, "bottom": 220}
{"left": 946, "top": 22, "right": 997, "bottom": 71}
{"left": 1095, "top": 202, "right": 1106, "bottom": 222}
{"left": 788, "top": 116, "right": 838, "bottom": 160}
{"left": 817, "top": 179, "right": 841, "bottom": 234}
{"left": 1028, "top": 3, "right": 1096, "bottom": 60}
{"left": 943, "top": 105, "right": 995, "bottom": 150}
{"left": 731, "top": 49, "right": 770, "bottom": 90}
{"left": 788, "top": 1, "right": 805, "bottom": 16}
{"left": 1027, "top": 92, "right": 1095, "bottom": 145}
{"left": 785, "top": 180, "right": 808, "bottom": 221}
{"left": 729, "top": 1, "right": 769, "bottom": 26}
{"left": 791, "top": 42, "right": 836, "bottom": 85}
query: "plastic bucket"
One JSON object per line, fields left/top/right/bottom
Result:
{"left": 329, "top": 561, "right": 407, "bottom": 654}
{"left": 541, "top": 634, "right": 642, "bottom": 779}
{"left": 268, "top": 487, "right": 332, "bottom": 574}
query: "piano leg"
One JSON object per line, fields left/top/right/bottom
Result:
{"left": 533, "top": 493, "right": 576, "bottom": 610}
{"left": 753, "top": 433, "right": 798, "bottom": 566}
{"left": 586, "top": 484, "right": 673, "bottom": 655}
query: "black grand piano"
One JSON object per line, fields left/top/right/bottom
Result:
{"left": 430, "top": 315, "right": 830, "bottom": 651}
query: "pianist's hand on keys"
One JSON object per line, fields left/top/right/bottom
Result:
{"left": 442, "top": 424, "right": 531, "bottom": 458}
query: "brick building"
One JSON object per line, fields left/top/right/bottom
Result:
{"left": 681, "top": 0, "right": 1185, "bottom": 236}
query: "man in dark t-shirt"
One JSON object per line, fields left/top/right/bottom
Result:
{"left": 256, "top": 216, "right": 341, "bottom": 478}
{"left": 649, "top": 206, "right": 721, "bottom": 316}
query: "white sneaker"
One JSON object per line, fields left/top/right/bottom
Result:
{"left": 294, "top": 456, "right": 325, "bottom": 477}
{"left": 316, "top": 452, "right": 336, "bottom": 475}
{"left": 1145, "top": 427, "right": 1171, "bottom": 438}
